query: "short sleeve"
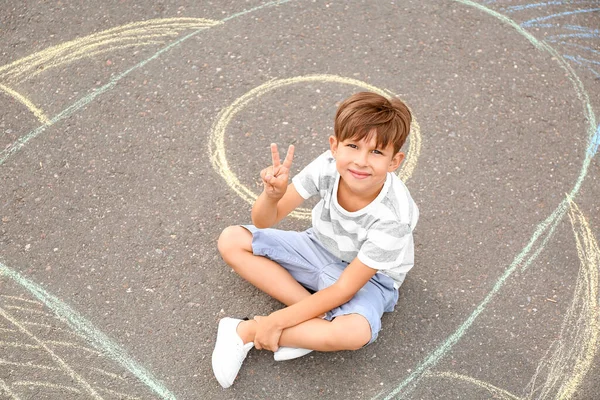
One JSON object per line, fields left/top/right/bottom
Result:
{"left": 292, "top": 151, "right": 336, "bottom": 200}
{"left": 357, "top": 220, "right": 413, "bottom": 272}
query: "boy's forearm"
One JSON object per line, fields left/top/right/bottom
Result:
{"left": 270, "top": 284, "right": 353, "bottom": 329}
{"left": 251, "top": 191, "right": 280, "bottom": 228}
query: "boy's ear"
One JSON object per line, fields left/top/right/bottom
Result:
{"left": 388, "top": 151, "right": 405, "bottom": 172}
{"left": 329, "top": 136, "right": 339, "bottom": 157}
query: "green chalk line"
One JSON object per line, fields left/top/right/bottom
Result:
{"left": 380, "top": 1, "right": 597, "bottom": 399}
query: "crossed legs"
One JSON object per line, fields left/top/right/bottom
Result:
{"left": 217, "top": 225, "right": 371, "bottom": 351}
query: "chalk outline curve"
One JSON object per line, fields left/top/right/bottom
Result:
{"left": 0, "top": 84, "right": 50, "bottom": 125}
{"left": 421, "top": 198, "right": 600, "bottom": 399}
{"left": 0, "top": 2, "right": 293, "bottom": 399}
{"left": 0, "top": 1, "right": 293, "bottom": 166}
{"left": 524, "top": 198, "right": 600, "bottom": 399}
{"left": 0, "top": 263, "right": 176, "bottom": 400}
{"left": 0, "top": 0, "right": 597, "bottom": 398}
{"left": 379, "top": 1, "right": 598, "bottom": 399}
{"left": 208, "top": 74, "right": 422, "bottom": 219}
{"left": 0, "top": 18, "right": 222, "bottom": 129}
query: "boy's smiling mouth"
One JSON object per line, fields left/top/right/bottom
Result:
{"left": 348, "top": 168, "right": 371, "bottom": 179}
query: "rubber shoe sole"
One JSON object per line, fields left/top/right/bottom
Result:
{"left": 274, "top": 346, "right": 313, "bottom": 361}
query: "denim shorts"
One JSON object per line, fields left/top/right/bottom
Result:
{"left": 243, "top": 225, "right": 399, "bottom": 344}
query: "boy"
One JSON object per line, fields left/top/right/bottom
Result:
{"left": 212, "top": 92, "right": 418, "bottom": 388}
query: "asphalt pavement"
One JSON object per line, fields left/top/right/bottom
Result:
{"left": 1, "top": 1, "right": 599, "bottom": 399}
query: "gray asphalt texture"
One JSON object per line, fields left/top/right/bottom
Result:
{"left": 1, "top": 1, "right": 599, "bottom": 399}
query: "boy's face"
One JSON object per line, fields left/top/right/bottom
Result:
{"left": 329, "top": 130, "right": 405, "bottom": 202}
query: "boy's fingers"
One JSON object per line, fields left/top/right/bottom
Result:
{"left": 270, "top": 143, "right": 281, "bottom": 168}
{"left": 282, "top": 145, "right": 295, "bottom": 169}
{"left": 261, "top": 166, "right": 273, "bottom": 181}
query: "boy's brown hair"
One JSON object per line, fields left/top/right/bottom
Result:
{"left": 334, "top": 92, "right": 412, "bottom": 154}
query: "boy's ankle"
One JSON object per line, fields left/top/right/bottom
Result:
{"left": 236, "top": 320, "right": 256, "bottom": 344}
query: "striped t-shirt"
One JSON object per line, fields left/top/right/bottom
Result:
{"left": 292, "top": 150, "right": 418, "bottom": 287}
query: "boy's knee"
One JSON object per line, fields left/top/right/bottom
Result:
{"left": 328, "top": 315, "right": 371, "bottom": 351}
{"left": 217, "top": 226, "right": 250, "bottom": 261}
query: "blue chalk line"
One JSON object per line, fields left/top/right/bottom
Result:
{"left": 0, "top": 0, "right": 291, "bottom": 166}
{"left": 0, "top": 262, "right": 177, "bottom": 399}
{"left": 506, "top": 1, "right": 597, "bottom": 13}
{"left": 0, "top": 1, "right": 292, "bottom": 398}
{"left": 522, "top": 8, "right": 600, "bottom": 27}
{"left": 379, "top": 1, "right": 598, "bottom": 399}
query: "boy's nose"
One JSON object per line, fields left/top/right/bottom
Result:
{"left": 354, "top": 151, "right": 368, "bottom": 166}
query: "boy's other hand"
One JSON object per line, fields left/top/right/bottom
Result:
{"left": 260, "top": 143, "right": 295, "bottom": 200}
{"left": 253, "top": 315, "right": 283, "bottom": 352}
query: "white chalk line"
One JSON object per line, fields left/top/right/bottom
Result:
{"left": 0, "top": 1, "right": 293, "bottom": 399}
{"left": 0, "top": 305, "right": 103, "bottom": 399}
{"left": 0, "top": 295, "right": 43, "bottom": 306}
{"left": 0, "top": 359, "right": 61, "bottom": 372}
{"left": 12, "top": 381, "right": 82, "bottom": 394}
{"left": 4, "top": 304, "right": 57, "bottom": 318}
{"left": 0, "top": 378, "right": 22, "bottom": 400}
{"left": 0, "top": 262, "right": 173, "bottom": 400}
{"left": 380, "top": 1, "right": 598, "bottom": 398}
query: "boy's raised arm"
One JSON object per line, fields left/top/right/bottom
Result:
{"left": 252, "top": 143, "right": 304, "bottom": 228}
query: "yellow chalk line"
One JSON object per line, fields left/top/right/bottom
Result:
{"left": 24, "top": 41, "right": 165, "bottom": 82}
{"left": 0, "top": 341, "right": 40, "bottom": 350}
{"left": 0, "top": 18, "right": 220, "bottom": 126}
{"left": 95, "top": 386, "right": 142, "bottom": 400}
{"left": 0, "top": 306, "right": 104, "bottom": 399}
{"left": 424, "top": 371, "right": 521, "bottom": 400}
{"left": 209, "top": 74, "right": 422, "bottom": 220}
{"left": 12, "top": 381, "right": 81, "bottom": 394}
{"left": 0, "top": 295, "right": 42, "bottom": 305}
{"left": 0, "top": 378, "right": 22, "bottom": 400}
{"left": 87, "top": 366, "right": 129, "bottom": 382}
{"left": 4, "top": 305, "right": 55, "bottom": 318}
{"left": 21, "top": 321, "right": 82, "bottom": 338}
{"left": 44, "top": 340, "right": 102, "bottom": 355}
{"left": 0, "top": 18, "right": 220, "bottom": 84}
{"left": 0, "top": 359, "right": 61, "bottom": 372}
{"left": 0, "top": 84, "right": 49, "bottom": 125}
{"left": 399, "top": 119, "right": 421, "bottom": 183}
{"left": 526, "top": 199, "right": 599, "bottom": 399}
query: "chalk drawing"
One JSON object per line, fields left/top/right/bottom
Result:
{"left": 505, "top": 1, "right": 599, "bottom": 13}
{"left": 0, "top": 264, "right": 175, "bottom": 399}
{"left": 564, "top": 56, "right": 600, "bottom": 78}
{"left": 414, "top": 199, "right": 599, "bottom": 400}
{"left": 208, "top": 74, "right": 422, "bottom": 220}
{"left": 521, "top": 8, "right": 600, "bottom": 27}
{"left": 423, "top": 371, "right": 521, "bottom": 400}
{"left": 0, "top": 1, "right": 291, "bottom": 165}
{"left": 525, "top": 199, "right": 599, "bottom": 399}
{"left": 0, "top": 18, "right": 220, "bottom": 130}
{"left": 377, "top": 1, "right": 598, "bottom": 399}
{"left": 0, "top": 301, "right": 104, "bottom": 399}
{"left": 504, "top": 1, "right": 600, "bottom": 79}
{"left": 0, "top": 18, "right": 221, "bottom": 84}
{"left": 0, "top": 0, "right": 598, "bottom": 398}
{"left": 0, "top": 84, "right": 50, "bottom": 125}
{"left": 0, "top": 2, "right": 291, "bottom": 399}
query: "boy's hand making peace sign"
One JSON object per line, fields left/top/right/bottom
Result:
{"left": 260, "top": 143, "right": 295, "bottom": 201}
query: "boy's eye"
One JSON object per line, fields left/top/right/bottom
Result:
{"left": 372, "top": 149, "right": 383, "bottom": 155}
{"left": 346, "top": 143, "right": 358, "bottom": 149}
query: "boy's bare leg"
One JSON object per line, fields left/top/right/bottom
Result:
{"left": 237, "top": 314, "right": 371, "bottom": 352}
{"left": 218, "top": 225, "right": 312, "bottom": 307}
{"left": 218, "top": 226, "right": 371, "bottom": 352}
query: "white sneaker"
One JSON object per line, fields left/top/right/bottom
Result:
{"left": 212, "top": 318, "right": 254, "bottom": 388}
{"left": 273, "top": 346, "right": 313, "bottom": 361}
